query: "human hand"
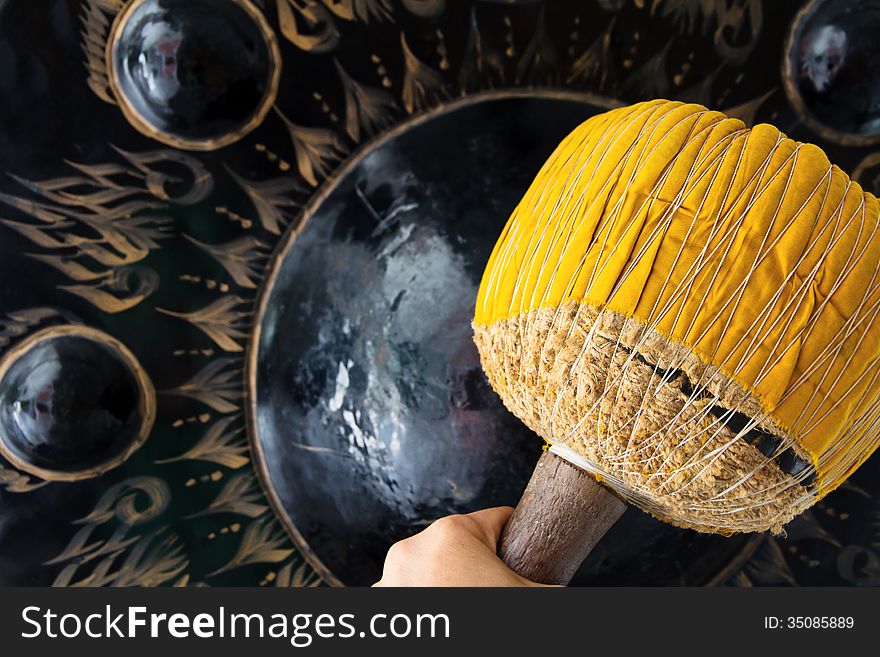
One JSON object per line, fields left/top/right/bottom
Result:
{"left": 373, "top": 506, "right": 554, "bottom": 587}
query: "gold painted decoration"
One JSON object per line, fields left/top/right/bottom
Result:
{"left": 45, "top": 476, "right": 188, "bottom": 587}
{"left": 155, "top": 415, "right": 249, "bottom": 469}
{"left": 0, "top": 148, "right": 211, "bottom": 313}
{"left": 157, "top": 295, "right": 251, "bottom": 353}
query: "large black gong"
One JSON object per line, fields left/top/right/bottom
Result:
{"left": 249, "top": 91, "right": 757, "bottom": 587}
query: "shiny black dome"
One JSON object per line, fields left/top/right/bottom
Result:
{"left": 107, "top": 0, "right": 280, "bottom": 150}
{"left": 786, "top": 0, "right": 880, "bottom": 144}
{"left": 0, "top": 328, "right": 153, "bottom": 480}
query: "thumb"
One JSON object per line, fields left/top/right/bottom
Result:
{"left": 464, "top": 506, "right": 514, "bottom": 551}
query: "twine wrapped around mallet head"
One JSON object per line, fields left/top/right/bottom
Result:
{"left": 474, "top": 99, "right": 880, "bottom": 584}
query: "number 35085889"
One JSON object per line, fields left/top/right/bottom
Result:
{"left": 764, "top": 616, "right": 854, "bottom": 629}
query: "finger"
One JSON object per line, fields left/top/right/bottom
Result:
{"left": 464, "top": 506, "right": 514, "bottom": 550}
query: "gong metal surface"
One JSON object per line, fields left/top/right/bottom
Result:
{"left": 249, "top": 90, "right": 757, "bottom": 587}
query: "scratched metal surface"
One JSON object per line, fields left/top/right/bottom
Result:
{"left": 0, "top": 0, "right": 878, "bottom": 587}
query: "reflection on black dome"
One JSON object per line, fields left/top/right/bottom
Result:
{"left": 107, "top": 0, "right": 280, "bottom": 150}
{"left": 0, "top": 327, "right": 154, "bottom": 481}
{"left": 786, "top": 0, "right": 880, "bottom": 144}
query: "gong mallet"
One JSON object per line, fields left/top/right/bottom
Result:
{"left": 473, "top": 99, "right": 880, "bottom": 585}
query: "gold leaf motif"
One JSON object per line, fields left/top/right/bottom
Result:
{"left": 274, "top": 108, "right": 347, "bottom": 187}
{"left": 514, "top": 8, "right": 560, "bottom": 86}
{"left": 10, "top": 165, "right": 143, "bottom": 207}
{"left": 53, "top": 558, "right": 111, "bottom": 587}
{"left": 111, "top": 532, "right": 189, "bottom": 587}
{"left": 728, "top": 570, "right": 753, "bottom": 587}
{"left": 173, "top": 574, "right": 189, "bottom": 586}
{"left": 324, "top": 0, "right": 355, "bottom": 20}
{"left": 58, "top": 285, "right": 150, "bottom": 314}
{"left": 45, "top": 524, "right": 109, "bottom": 566}
{"left": 79, "top": 0, "right": 123, "bottom": 105}
{"left": 567, "top": 17, "right": 616, "bottom": 91}
{"left": 49, "top": 534, "right": 143, "bottom": 572}
{"left": 46, "top": 524, "right": 139, "bottom": 567}
{"left": 0, "top": 463, "right": 48, "bottom": 493}
{"left": 156, "top": 296, "right": 251, "bottom": 353}
{"left": 651, "top": 0, "right": 720, "bottom": 34}
{"left": 0, "top": 217, "right": 85, "bottom": 250}
{"left": 186, "top": 471, "right": 268, "bottom": 519}
{"left": 58, "top": 265, "right": 160, "bottom": 314}
{"left": 400, "top": 32, "right": 447, "bottom": 114}
{"left": 162, "top": 357, "right": 243, "bottom": 414}
{"left": 458, "top": 7, "right": 504, "bottom": 93}
{"left": 76, "top": 477, "right": 171, "bottom": 527}
{"left": 276, "top": 0, "right": 340, "bottom": 53}
{"left": 324, "top": 0, "right": 393, "bottom": 23}
{"left": 275, "top": 559, "right": 323, "bottom": 587}
{"left": 335, "top": 59, "right": 398, "bottom": 142}
{"left": 184, "top": 234, "right": 271, "bottom": 289}
{"left": 620, "top": 39, "right": 673, "bottom": 99}
{"left": 112, "top": 147, "right": 214, "bottom": 205}
{"left": 53, "top": 531, "right": 188, "bottom": 587}
{"left": 47, "top": 477, "right": 181, "bottom": 587}
{"left": 27, "top": 254, "right": 115, "bottom": 282}
{"left": 225, "top": 168, "right": 302, "bottom": 234}
{"left": 155, "top": 415, "right": 250, "bottom": 469}
{"left": 208, "top": 515, "right": 294, "bottom": 576}
{"left": 0, "top": 307, "right": 79, "bottom": 348}
{"left": 0, "top": 148, "right": 212, "bottom": 314}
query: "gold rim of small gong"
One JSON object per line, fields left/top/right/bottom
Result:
{"left": 105, "top": 0, "right": 282, "bottom": 152}
{"left": 0, "top": 324, "right": 156, "bottom": 482}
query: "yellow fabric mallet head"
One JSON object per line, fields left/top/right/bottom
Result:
{"left": 474, "top": 99, "right": 880, "bottom": 584}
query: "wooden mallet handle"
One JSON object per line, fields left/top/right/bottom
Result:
{"left": 498, "top": 450, "right": 627, "bottom": 585}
